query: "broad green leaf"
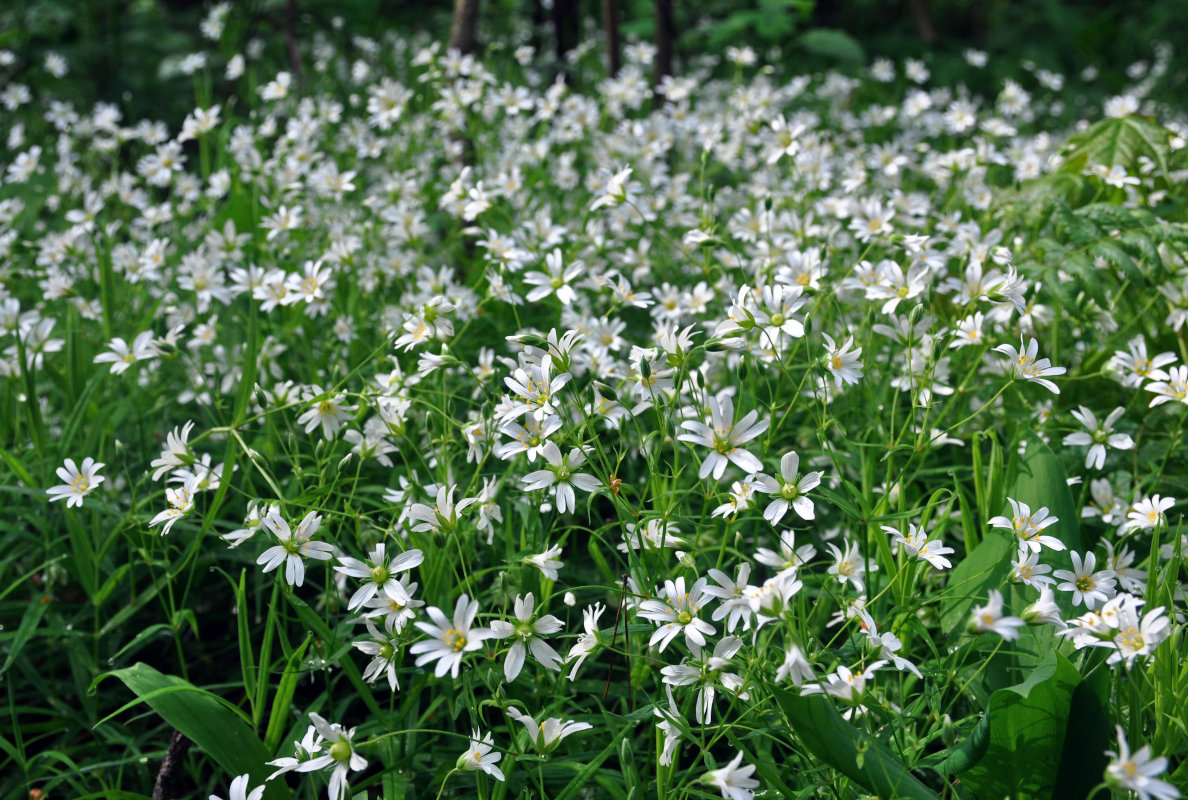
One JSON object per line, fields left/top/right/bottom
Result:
{"left": 1007, "top": 437, "right": 1082, "bottom": 563}
{"left": 931, "top": 713, "right": 988, "bottom": 777}
{"left": 95, "top": 662, "right": 290, "bottom": 800}
{"left": 770, "top": 684, "right": 941, "bottom": 800}
{"left": 1052, "top": 654, "right": 1110, "bottom": 800}
{"left": 1059, "top": 116, "right": 1173, "bottom": 179}
{"left": 797, "top": 28, "right": 865, "bottom": 64}
{"left": 939, "top": 528, "right": 1013, "bottom": 634}
{"left": 959, "top": 652, "right": 1081, "bottom": 800}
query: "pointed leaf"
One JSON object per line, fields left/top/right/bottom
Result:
{"left": 771, "top": 684, "right": 941, "bottom": 800}
{"left": 95, "top": 662, "right": 290, "bottom": 800}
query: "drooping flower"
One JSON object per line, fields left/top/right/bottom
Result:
{"left": 704, "top": 750, "right": 761, "bottom": 800}
{"left": 457, "top": 729, "right": 505, "bottom": 781}
{"left": 506, "top": 707, "right": 592, "bottom": 754}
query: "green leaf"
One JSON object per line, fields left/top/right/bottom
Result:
{"left": 939, "top": 529, "right": 1013, "bottom": 634}
{"left": 959, "top": 652, "right": 1082, "bottom": 800}
{"left": 797, "top": 28, "right": 865, "bottom": 64}
{"left": 1052, "top": 654, "right": 1111, "bottom": 800}
{"left": 770, "top": 684, "right": 941, "bottom": 800}
{"left": 0, "top": 596, "right": 49, "bottom": 676}
{"left": 1059, "top": 116, "right": 1174, "bottom": 179}
{"left": 553, "top": 715, "right": 636, "bottom": 800}
{"left": 1008, "top": 437, "right": 1082, "bottom": 560}
{"left": 264, "top": 635, "right": 312, "bottom": 754}
{"left": 95, "top": 662, "right": 290, "bottom": 800}
{"left": 932, "top": 713, "right": 989, "bottom": 777}
{"left": 286, "top": 593, "right": 386, "bottom": 720}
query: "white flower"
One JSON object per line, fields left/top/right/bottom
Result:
{"left": 754, "top": 529, "right": 817, "bottom": 573}
{"left": 353, "top": 619, "right": 403, "bottom": 691}
{"left": 1053, "top": 550, "right": 1116, "bottom": 610}
{"left": 776, "top": 643, "right": 815, "bottom": 686}
{"left": 209, "top": 773, "right": 264, "bottom": 800}
{"left": 826, "top": 539, "right": 871, "bottom": 592}
{"left": 522, "top": 544, "right": 563, "bottom": 580}
{"left": 334, "top": 543, "right": 424, "bottom": 610}
{"left": 93, "top": 330, "right": 157, "bottom": 374}
{"left": 1063, "top": 406, "right": 1133, "bottom": 470}
{"left": 970, "top": 589, "right": 1025, "bottom": 640}
{"left": 255, "top": 510, "right": 334, "bottom": 587}
{"left": 994, "top": 337, "right": 1066, "bottom": 394}
{"left": 502, "top": 354, "right": 571, "bottom": 421}
{"left": 638, "top": 577, "right": 716, "bottom": 652}
{"left": 407, "top": 483, "right": 477, "bottom": 534}
{"left": 458, "top": 729, "right": 505, "bottom": 781}
{"left": 409, "top": 594, "right": 490, "bottom": 679}
{"left": 150, "top": 420, "right": 195, "bottom": 480}
{"left": 1145, "top": 365, "right": 1188, "bottom": 407}
{"left": 46, "top": 457, "right": 105, "bottom": 508}
{"left": 149, "top": 476, "right": 201, "bottom": 536}
{"left": 704, "top": 563, "right": 754, "bottom": 633}
{"left": 521, "top": 441, "right": 601, "bottom": 514}
{"left": 590, "top": 166, "right": 632, "bottom": 211}
{"left": 293, "top": 713, "right": 367, "bottom": 800}
{"left": 1105, "top": 725, "right": 1179, "bottom": 800}
{"left": 1099, "top": 595, "right": 1169, "bottom": 668}
{"left": 752, "top": 451, "right": 823, "bottom": 524}
{"left": 296, "top": 390, "right": 356, "bottom": 439}
{"left": 565, "top": 601, "right": 606, "bottom": 679}
{"left": 704, "top": 751, "right": 760, "bottom": 800}
{"left": 1021, "top": 586, "right": 1065, "bottom": 627}
{"left": 1121, "top": 495, "right": 1176, "bottom": 534}
{"left": 1011, "top": 546, "right": 1055, "bottom": 589}
{"left": 821, "top": 333, "right": 864, "bottom": 388}
{"left": 488, "top": 593, "right": 564, "bottom": 682}
{"left": 678, "top": 395, "right": 769, "bottom": 481}
{"left": 989, "top": 497, "right": 1066, "bottom": 553}
{"left": 883, "top": 522, "right": 954, "bottom": 570}
{"left": 506, "top": 707, "right": 592, "bottom": 754}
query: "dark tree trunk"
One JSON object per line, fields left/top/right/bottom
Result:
{"left": 552, "top": 0, "right": 579, "bottom": 82}
{"left": 151, "top": 731, "right": 191, "bottom": 800}
{"left": 284, "top": 0, "right": 304, "bottom": 84}
{"left": 653, "top": 0, "right": 674, "bottom": 103}
{"left": 449, "top": 0, "right": 481, "bottom": 55}
{"left": 602, "top": 0, "right": 621, "bottom": 77}
{"left": 908, "top": 0, "right": 936, "bottom": 44}
{"left": 530, "top": 0, "right": 546, "bottom": 57}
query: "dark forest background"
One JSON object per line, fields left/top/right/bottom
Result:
{"left": 2, "top": 0, "right": 1183, "bottom": 125}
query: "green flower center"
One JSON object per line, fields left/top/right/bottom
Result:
{"left": 330, "top": 739, "right": 352, "bottom": 763}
